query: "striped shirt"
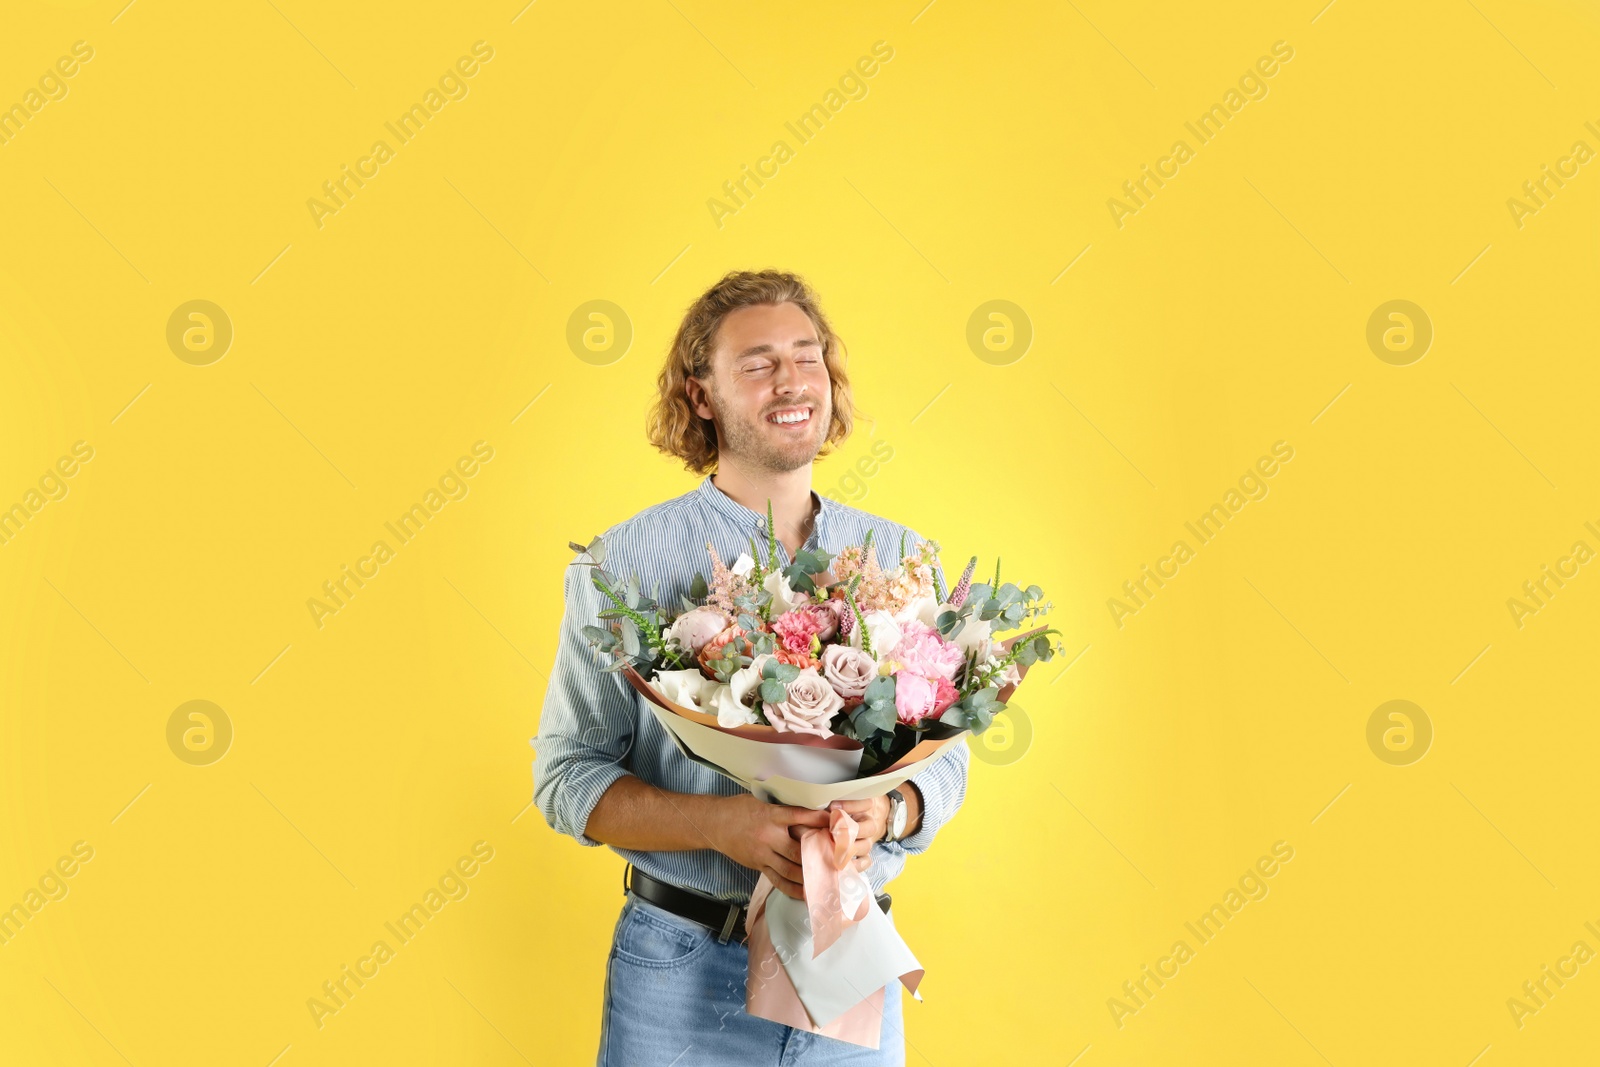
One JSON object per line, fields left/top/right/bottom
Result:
{"left": 532, "top": 474, "right": 969, "bottom": 903}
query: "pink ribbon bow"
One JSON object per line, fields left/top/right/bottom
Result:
{"left": 744, "top": 806, "right": 917, "bottom": 1049}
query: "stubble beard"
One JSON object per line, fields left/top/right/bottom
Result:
{"left": 707, "top": 382, "right": 830, "bottom": 474}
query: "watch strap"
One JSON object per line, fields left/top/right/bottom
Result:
{"left": 882, "top": 788, "right": 905, "bottom": 842}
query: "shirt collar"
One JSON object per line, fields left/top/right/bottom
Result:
{"left": 697, "top": 474, "right": 836, "bottom": 546}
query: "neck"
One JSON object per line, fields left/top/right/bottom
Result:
{"left": 711, "top": 456, "right": 816, "bottom": 556}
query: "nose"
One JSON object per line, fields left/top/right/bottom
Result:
{"left": 771, "top": 355, "right": 808, "bottom": 398}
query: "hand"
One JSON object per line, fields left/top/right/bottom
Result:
{"left": 708, "top": 794, "right": 830, "bottom": 900}
{"left": 827, "top": 796, "right": 889, "bottom": 873}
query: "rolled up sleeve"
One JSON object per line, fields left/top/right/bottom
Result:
{"left": 889, "top": 739, "right": 970, "bottom": 855}
{"left": 531, "top": 555, "right": 637, "bottom": 847}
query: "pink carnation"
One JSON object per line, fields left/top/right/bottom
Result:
{"left": 772, "top": 605, "right": 829, "bottom": 655}
{"left": 888, "top": 621, "right": 964, "bottom": 682}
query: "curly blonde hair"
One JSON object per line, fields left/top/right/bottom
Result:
{"left": 647, "top": 269, "right": 857, "bottom": 475}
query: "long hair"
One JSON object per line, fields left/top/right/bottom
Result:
{"left": 646, "top": 269, "right": 857, "bottom": 475}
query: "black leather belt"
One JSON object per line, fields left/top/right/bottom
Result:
{"left": 624, "top": 864, "right": 890, "bottom": 945}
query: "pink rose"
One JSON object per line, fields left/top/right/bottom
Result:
{"left": 666, "top": 605, "right": 734, "bottom": 653}
{"left": 888, "top": 621, "right": 964, "bottom": 682}
{"left": 764, "top": 667, "right": 845, "bottom": 738}
{"left": 821, "top": 643, "right": 876, "bottom": 702}
{"left": 813, "top": 598, "right": 845, "bottom": 641}
{"left": 931, "top": 675, "right": 959, "bottom": 716}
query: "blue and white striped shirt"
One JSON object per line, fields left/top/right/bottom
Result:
{"left": 532, "top": 474, "right": 969, "bottom": 903}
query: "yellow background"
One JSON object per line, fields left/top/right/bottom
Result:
{"left": 3, "top": 0, "right": 1598, "bottom": 1062}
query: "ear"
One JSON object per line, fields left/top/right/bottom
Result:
{"left": 684, "top": 375, "right": 715, "bottom": 421}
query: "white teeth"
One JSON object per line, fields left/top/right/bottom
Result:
{"left": 769, "top": 410, "right": 810, "bottom": 424}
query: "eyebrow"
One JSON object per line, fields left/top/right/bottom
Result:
{"left": 735, "top": 337, "right": 821, "bottom": 360}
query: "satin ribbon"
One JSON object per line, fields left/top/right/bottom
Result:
{"left": 744, "top": 806, "right": 921, "bottom": 1049}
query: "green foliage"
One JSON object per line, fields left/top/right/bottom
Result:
{"left": 568, "top": 533, "right": 688, "bottom": 672}
{"left": 758, "top": 657, "right": 800, "bottom": 705}
{"left": 782, "top": 546, "right": 835, "bottom": 596}
{"left": 941, "top": 688, "right": 1002, "bottom": 733}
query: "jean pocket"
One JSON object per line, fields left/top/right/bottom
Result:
{"left": 611, "top": 896, "right": 716, "bottom": 970}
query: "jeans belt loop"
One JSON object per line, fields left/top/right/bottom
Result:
{"left": 717, "top": 901, "right": 740, "bottom": 945}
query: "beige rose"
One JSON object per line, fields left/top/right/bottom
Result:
{"left": 821, "top": 644, "right": 876, "bottom": 701}
{"left": 763, "top": 667, "right": 845, "bottom": 738}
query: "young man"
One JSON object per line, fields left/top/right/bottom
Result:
{"left": 533, "top": 269, "right": 969, "bottom": 1065}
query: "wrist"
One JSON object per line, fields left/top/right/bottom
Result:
{"left": 901, "top": 781, "right": 924, "bottom": 839}
{"left": 693, "top": 793, "right": 734, "bottom": 853}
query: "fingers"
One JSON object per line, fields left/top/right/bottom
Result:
{"left": 764, "top": 852, "right": 804, "bottom": 886}
{"left": 855, "top": 855, "right": 871, "bottom": 871}
{"left": 829, "top": 798, "right": 872, "bottom": 816}
{"left": 764, "top": 866, "right": 806, "bottom": 900}
{"left": 772, "top": 834, "right": 803, "bottom": 867}
{"left": 782, "top": 806, "right": 832, "bottom": 829}
{"left": 848, "top": 837, "right": 874, "bottom": 862}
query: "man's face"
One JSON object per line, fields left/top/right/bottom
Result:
{"left": 691, "top": 301, "right": 832, "bottom": 473}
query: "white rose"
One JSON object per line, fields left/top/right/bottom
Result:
{"left": 731, "top": 552, "right": 756, "bottom": 577}
{"left": 896, "top": 594, "right": 941, "bottom": 629}
{"left": 763, "top": 568, "right": 809, "bottom": 614}
{"left": 849, "top": 610, "right": 904, "bottom": 659}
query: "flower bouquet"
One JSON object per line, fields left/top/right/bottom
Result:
{"left": 570, "top": 505, "right": 1064, "bottom": 1046}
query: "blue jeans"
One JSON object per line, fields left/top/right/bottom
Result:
{"left": 598, "top": 891, "right": 907, "bottom": 1066}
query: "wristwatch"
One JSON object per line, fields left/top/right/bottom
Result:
{"left": 882, "top": 788, "right": 908, "bottom": 842}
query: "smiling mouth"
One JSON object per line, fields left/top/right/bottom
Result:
{"left": 765, "top": 406, "right": 812, "bottom": 426}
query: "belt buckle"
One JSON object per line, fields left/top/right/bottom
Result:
{"left": 716, "top": 901, "right": 740, "bottom": 945}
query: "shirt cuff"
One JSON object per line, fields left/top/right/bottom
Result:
{"left": 544, "top": 758, "right": 631, "bottom": 848}
{"left": 886, "top": 741, "right": 969, "bottom": 856}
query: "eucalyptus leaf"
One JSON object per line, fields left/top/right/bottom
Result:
{"left": 863, "top": 675, "right": 896, "bottom": 709}
{"left": 968, "top": 687, "right": 1000, "bottom": 711}
{"left": 965, "top": 703, "right": 996, "bottom": 733}
{"left": 851, "top": 700, "right": 897, "bottom": 738}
